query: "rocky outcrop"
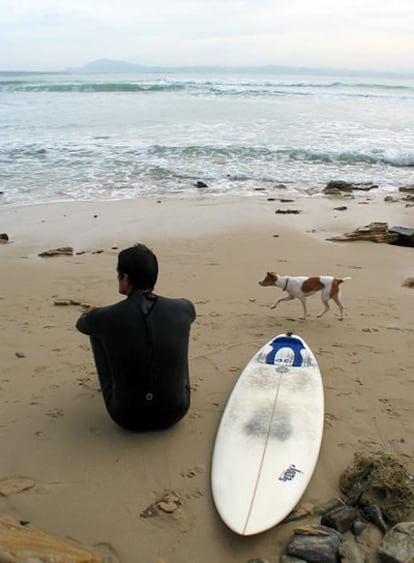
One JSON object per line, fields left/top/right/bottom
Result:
{"left": 399, "top": 185, "right": 414, "bottom": 194}
{"left": 38, "top": 246, "right": 74, "bottom": 257}
{"left": 0, "top": 517, "right": 101, "bottom": 562}
{"left": 327, "top": 222, "right": 399, "bottom": 244}
{"left": 339, "top": 451, "right": 414, "bottom": 526}
{"left": 0, "top": 478, "right": 36, "bottom": 496}
{"left": 276, "top": 451, "right": 414, "bottom": 562}
{"left": 323, "top": 181, "right": 378, "bottom": 195}
{"left": 326, "top": 222, "right": 414, "bottom": 246}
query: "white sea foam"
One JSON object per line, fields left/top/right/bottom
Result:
{"left": 1, "top": 71, "right": 413, "bottom": 207}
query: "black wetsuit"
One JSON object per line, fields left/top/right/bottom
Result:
{"left": 76, "top": 290, "right": 196, "bottom": 431}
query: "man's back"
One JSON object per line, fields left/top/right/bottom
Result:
{"left": 76, "top": 290, "right": 196, "bottom": 431}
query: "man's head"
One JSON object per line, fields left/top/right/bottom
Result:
{"left": 117, "top": 244, "right": 158, "bottom": 295}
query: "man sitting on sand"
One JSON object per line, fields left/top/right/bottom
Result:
{"left": 76, "top": 243, "right": 196, "bottom": 431}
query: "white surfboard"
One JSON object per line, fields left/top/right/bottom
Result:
{"left": 211, "top": 332, "right": 324, "bottom": 536}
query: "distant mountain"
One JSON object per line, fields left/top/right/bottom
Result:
{"left": 65, "top": 58, "right": 306, "bottom": 74}
{"left": 65, "top": 58, "right": 414, "bottom": 79}
{"left": 65, "top": 58, "right": 147, "bottom": 73}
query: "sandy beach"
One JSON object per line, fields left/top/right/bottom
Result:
{"left": 0, "top": 193, "right": 413, "bottom": 562}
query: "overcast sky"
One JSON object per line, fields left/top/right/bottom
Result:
{"left": 1, "top": 0, "right": 414, "bottom": 73}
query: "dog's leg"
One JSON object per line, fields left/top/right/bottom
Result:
{"left": 317, "top": 286, "right": 332, "bottom": 319}
{"left": 317, "top": 296, "right": 330, "bottom": 318}
{"left": 270, "top": 295, "right": 295, "bottom": 310}
{"left": 332, "top": 294, "right": 344, "bottom": 320}
{"left": 298, "top": 296, "right": 308, "bottom": 320}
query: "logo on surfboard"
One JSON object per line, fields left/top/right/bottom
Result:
{"left": 278, "top": 464, "right": 303, "bottom": 482}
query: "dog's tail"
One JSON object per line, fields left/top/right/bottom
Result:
{"left": 340, "top": 276, "right": 352, "bottom": 283}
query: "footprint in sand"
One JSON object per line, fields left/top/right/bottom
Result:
{"left": 184, "top": 487, "right": 203, "bottom": 500}
{"left": 77, "top": 376, "right": 99, "bottom": 392}
{"left": 45, "top": 408, "right": 64, "bottom": 420}
{"left": 180, "top": 465, "right": 205, "bottom": 479}
{"left": 324, "top": 413, "right": 338, "bottom": 428}
{"left": 379, "top": 398, "right": 394, "bottom": 416}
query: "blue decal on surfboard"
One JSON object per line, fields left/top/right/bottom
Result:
{"left": 265, "top": 336, "right": 306, "bottom": 367}
{"left": 278, "top": 464, "right": 304, "bottom": 482}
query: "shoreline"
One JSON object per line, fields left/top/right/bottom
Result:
{"left": 0, "top": 194, "right": 413, "bottom": 562}
{"left": 1, "top": 192, "right": 412, "bottom": 249}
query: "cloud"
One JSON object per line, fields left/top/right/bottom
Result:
{"left": 0, "top": 0, "right": 413, "bottom": 71}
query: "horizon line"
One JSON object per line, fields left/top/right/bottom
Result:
{"left": 1, "top": 60, "right": 414, "bottom": 78}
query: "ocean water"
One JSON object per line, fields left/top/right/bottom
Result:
{"left": 1, "top": 71, "right": 414, "bottom": 207}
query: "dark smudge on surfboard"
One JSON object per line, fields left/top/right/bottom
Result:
{"left": 244, "top": 409, "right": 292, "bottom": 441}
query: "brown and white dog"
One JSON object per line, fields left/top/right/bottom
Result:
{"left": 259, "top": 272, "right": 351, "bottom": 320}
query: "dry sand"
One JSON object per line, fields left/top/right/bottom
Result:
{"left": 0, "top": 194, "right": 413, "bottom": 562}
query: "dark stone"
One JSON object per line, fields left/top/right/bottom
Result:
{"left": 351, "top": 182, "right": 378, "bottom": 191}
{"left": 402, "top": 277, "right": 414, "bottom": 288}
{"left": 378, "top": 521, "right": 414, "bottom": 563}
{"left": 362, "top": 504, "right": 388, "bottom": 533}
{"left": 351, "top": 519, "right": 368, "bottom": 536}
{"left": 287, "top": 526, "right": 343, "bottom": 563}
{"left": 388, "top": 226, "right": 414, "bottom": 247}
{"left": 0, "top": 233, "right": 9, "bottom": 241}
{"left": 321, "top": 505, "right": 358, "bottom": 532}
{"left": 313, "top": 498, "right": 348, "bottom": 517}
{"left": 398, "top": 185, "right": 414, "bottom": 193}
{"left": 275, "top": 209, "right": 302, "bottom": 214}
{"left": 333, "top": 206, "right": 348, "bottom": 211}
{"left": 338, "top": 539, "right": 365, "bottom": 562}
{"left": 324, "top": 181, "right": 353, "bottom": 192}
{"left": 194, "top": 180, "right": 208, "bottom": 188}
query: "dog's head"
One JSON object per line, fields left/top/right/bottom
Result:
{"left": 259, "top": 272, "right": 278, "bottom": 286}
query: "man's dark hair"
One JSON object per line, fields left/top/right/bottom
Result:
{"left": 117, "top": 244, "right": 158, "bottom": 290}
